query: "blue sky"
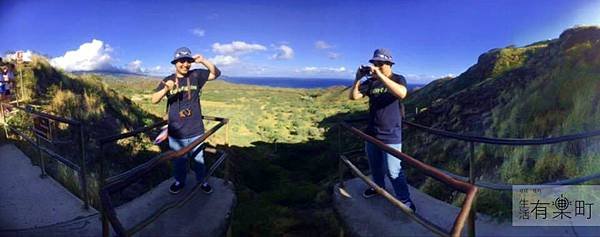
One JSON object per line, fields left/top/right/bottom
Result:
{"left": 1, "top": 0, "right": 600, "bottom": 83}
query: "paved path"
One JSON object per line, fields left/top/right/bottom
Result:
{"left": 333, "top": 178, "right": 599, "bottom": 237}
{"left": 0, "top": 143, "right": 97, "bottom": 230}
{"left": 0, "top": 143, "right": 236, "bottom": 236}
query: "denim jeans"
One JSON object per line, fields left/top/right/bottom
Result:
{"left": 365, "top": 142, "right": 412, "bottom": 202}
{"left": 169, "top": 135, "right": 205, "bottom": 185}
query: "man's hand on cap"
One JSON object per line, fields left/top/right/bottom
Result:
{"left": 193, "top": 54, "right": 205, "bottom": 63}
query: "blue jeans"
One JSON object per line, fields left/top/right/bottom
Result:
{"left": 365, "top": 142, "right": 412, "bottom": 202}
{"left": 169, "top": 135, "right": 205, "bottom": 185}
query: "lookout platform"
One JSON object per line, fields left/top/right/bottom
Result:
{"left": 0, "top": 143, "right": 236, "bottom": 237}
{"left": 333, "top": 178, "right": 599, "bottom": 237}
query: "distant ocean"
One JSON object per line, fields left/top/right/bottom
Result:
{"left": 223, "top": 77, "right": 425, "bottom": 90}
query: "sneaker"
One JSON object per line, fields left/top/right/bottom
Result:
{"left": 403, "top": 200, "right": 417, "bottom": 213}
{"left": 169, "top": 181, "right": 184, "bottom": 194}
{"left": 200, "top": 183, "right": 213, "bottom": 194}
{"left": 362, "top": 188, "right": 377, "bottom": 198}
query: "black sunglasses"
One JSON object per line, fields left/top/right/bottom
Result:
{"left": 176, "top": 58, "right": 194, "bottom": 64}
{"left": 372, "top": 61, "right": 387, "bottom": 67}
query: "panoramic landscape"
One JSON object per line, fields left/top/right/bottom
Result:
{"left": 1, "top": 1, "right": 600, "bottom": 236}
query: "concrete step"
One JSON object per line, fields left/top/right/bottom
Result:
{"left": 0, "top": 143, "right": 236, "bottom": 236}
{"left": 333, "top": 178, "right": 599, "bottom": 236}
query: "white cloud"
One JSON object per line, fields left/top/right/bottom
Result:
{"left": 210, "top": 55, "right": 240, "bottom": 66}
{"left": 50, "top": 39, "right": 115, "bottom": 71}
{"left": 315, "top": 40, "right": 332, "bottom": 49}
{"left": 127, "top": 59, "right": 144, "bottom": 73}
{"left": 147, "top": 66, "right": 164, "bottom": 74}
{"left": 191, "top": 28, "right": 205, "bottom": 37}
{"left": 405, "top": 73, "right": 455, "bottom": 84}
{"left": 271, "top": 45, "right": 294, "bottom": 60}
{"left": 298, "top": 66, "right": 347, "bottom": 73}
{"left": 212, "top": 41, "right": 267, "bottom": 55}
{"left": 327, "top": 52, "right": 340, "bottom": 59}
{"left": 124, "top": 60, "right": 169, "bottom": 75}
{"left": 5, "top": 50, "right": 34, "bottom": 62}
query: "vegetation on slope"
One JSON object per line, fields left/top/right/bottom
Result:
{"left": 403, "top": 26, "right": 600, "bottom": 217}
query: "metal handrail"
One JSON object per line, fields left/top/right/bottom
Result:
{"left": 402, "top": 120, "right": 600, "bottom": 189}
{"left": 7, "top": 103, "right": 81, "bottom": 125}
{"left": 0, "top": 102, "right": 89, "bottom": 209}
{"left": 404, "top": 120, "right": 600, "bottom": 145}
{"left": 98, "top": 116, "right": 229, "bottom": 237}
{"left": 96, "top": 120, "right": 167, "bottom": 145}
{"left": 343, "top": 116, "right": 600, "bottom": 237}
{"left": 339, "top": 121, "right": 477, "bottom": 237}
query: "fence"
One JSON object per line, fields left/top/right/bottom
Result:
{"left": 97, "top": 116, "right": 230, "bottom": 237}
{"left": 338, "top": 117, "right": 600, "bottom": 237}
{"left": 338, "top": 119, "right": 477, "bottom": 237}
{"left": 0, "top": 102, "right": 90, "bottom": 209}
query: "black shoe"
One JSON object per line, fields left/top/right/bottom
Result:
{"left": 169, "top": 181, "right": 184, "bottom": 194}
{"left": 362, "top": 188, "right": 377, "bottom": 198}
{"left": 200, "top": 183, "right": 213, "bottom": 194}
{"left": 403, "top": 200, "right": 417, "bottom": 213}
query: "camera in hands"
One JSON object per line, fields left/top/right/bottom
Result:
{"left": 359, "top": 65, "right": 372, "bottom": 76}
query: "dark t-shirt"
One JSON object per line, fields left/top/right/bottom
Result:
{"left": 154, "top": 69, "right": 209, "bottom": 139}
{"left": 359, "top": 73, "right": 407, "bottom": 144}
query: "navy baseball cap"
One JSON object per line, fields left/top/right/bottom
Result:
{"left": 369, "top": 48, "right": 395, "bottom": 65}
{"left": 171, "top": 47, "right": 194, "bottom": 64}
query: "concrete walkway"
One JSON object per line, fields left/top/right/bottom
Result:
{"left": 0, "top": 143, "right": 236, "bottom": 236}
{"left": 0, "top": 143, "right": 97, "bottom": 230}
{"left": 334, "top": 178, "right": 599, "bottom": 237}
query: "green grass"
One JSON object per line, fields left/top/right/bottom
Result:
{"left": 4, "top": 25, "right": 599, "bottom": 234}
{"left": 102, "top": 74, "right": 366, "bottom": 236}
{"left": 403, "top": 26, "right": 600, "bottom": 219}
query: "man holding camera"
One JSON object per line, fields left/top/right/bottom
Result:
{"left": 152, "top": 47, "right": 221, "bottom": 195}
{"left": 349, "top": 48, "right": 415, "bottom": 212}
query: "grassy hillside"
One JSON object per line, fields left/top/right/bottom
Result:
{"left": 103, "top": 74, "right": 368, "bottom": 236}
{"left": 4, "top": 25, "right": 598, "bottom": 235}
{"left": 106, "top": 76, "right": 366, "bottom": 146}
{"left": 2, "top": 56, "right": 165, "bottom": 208}
{"left": 403, "top": 26, "right": 600, "bottom": 217}
{"left": 4, "top": 56, "right": 369, "bottom": 236}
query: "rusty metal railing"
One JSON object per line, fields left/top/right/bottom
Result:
{"left": 97, "top": 116, "right": 229, "bottom": 237}
{"left": 338, "top": 120, "right": 478, "bottom": 237}
{"left": 0, "top": 102, "right": 90, "bottom": 209}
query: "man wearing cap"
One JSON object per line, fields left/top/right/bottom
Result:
{"left": 349, "top": 48, "right": 415, "bottom": 212}
{"left": 151, "top": 47, "right": 221, "bottom": 194}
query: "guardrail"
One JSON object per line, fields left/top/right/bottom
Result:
{"left": 0, "top": 102, "right": 90, "bottom": 209}
{"left": 403, "top": 119, "right": 600, "bottom": 236}
{"left": 338, "top": 120, "right": 477, "bottom": 237}
{"left": 339, "top": 116, "right": 600, "bottom": 237}
{"left": 97, "top": 116, "right": 229, "bottom": 237}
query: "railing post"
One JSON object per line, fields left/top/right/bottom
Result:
{"left": 224, "top": 123, "right": 230, "bottom": 185}
{"left": 338, "top": 157, "right": 345, "bottom": 188}
{"left": 1, "top": 103, "right": 8, "bottom": 139}
{"left": 100, "top": 142, "right": 110, "bottom": 237}
{"left": 36, "top": 133, "right": 47, "bottom": 178}
{"left": 468, "top": 141, "right": 476, "bottom": 237}
{"left": 337, "top": 124, "right": 345, "bottom": 188}
{"left": 79, "top": 124, "right": 89, "bottom": 210}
